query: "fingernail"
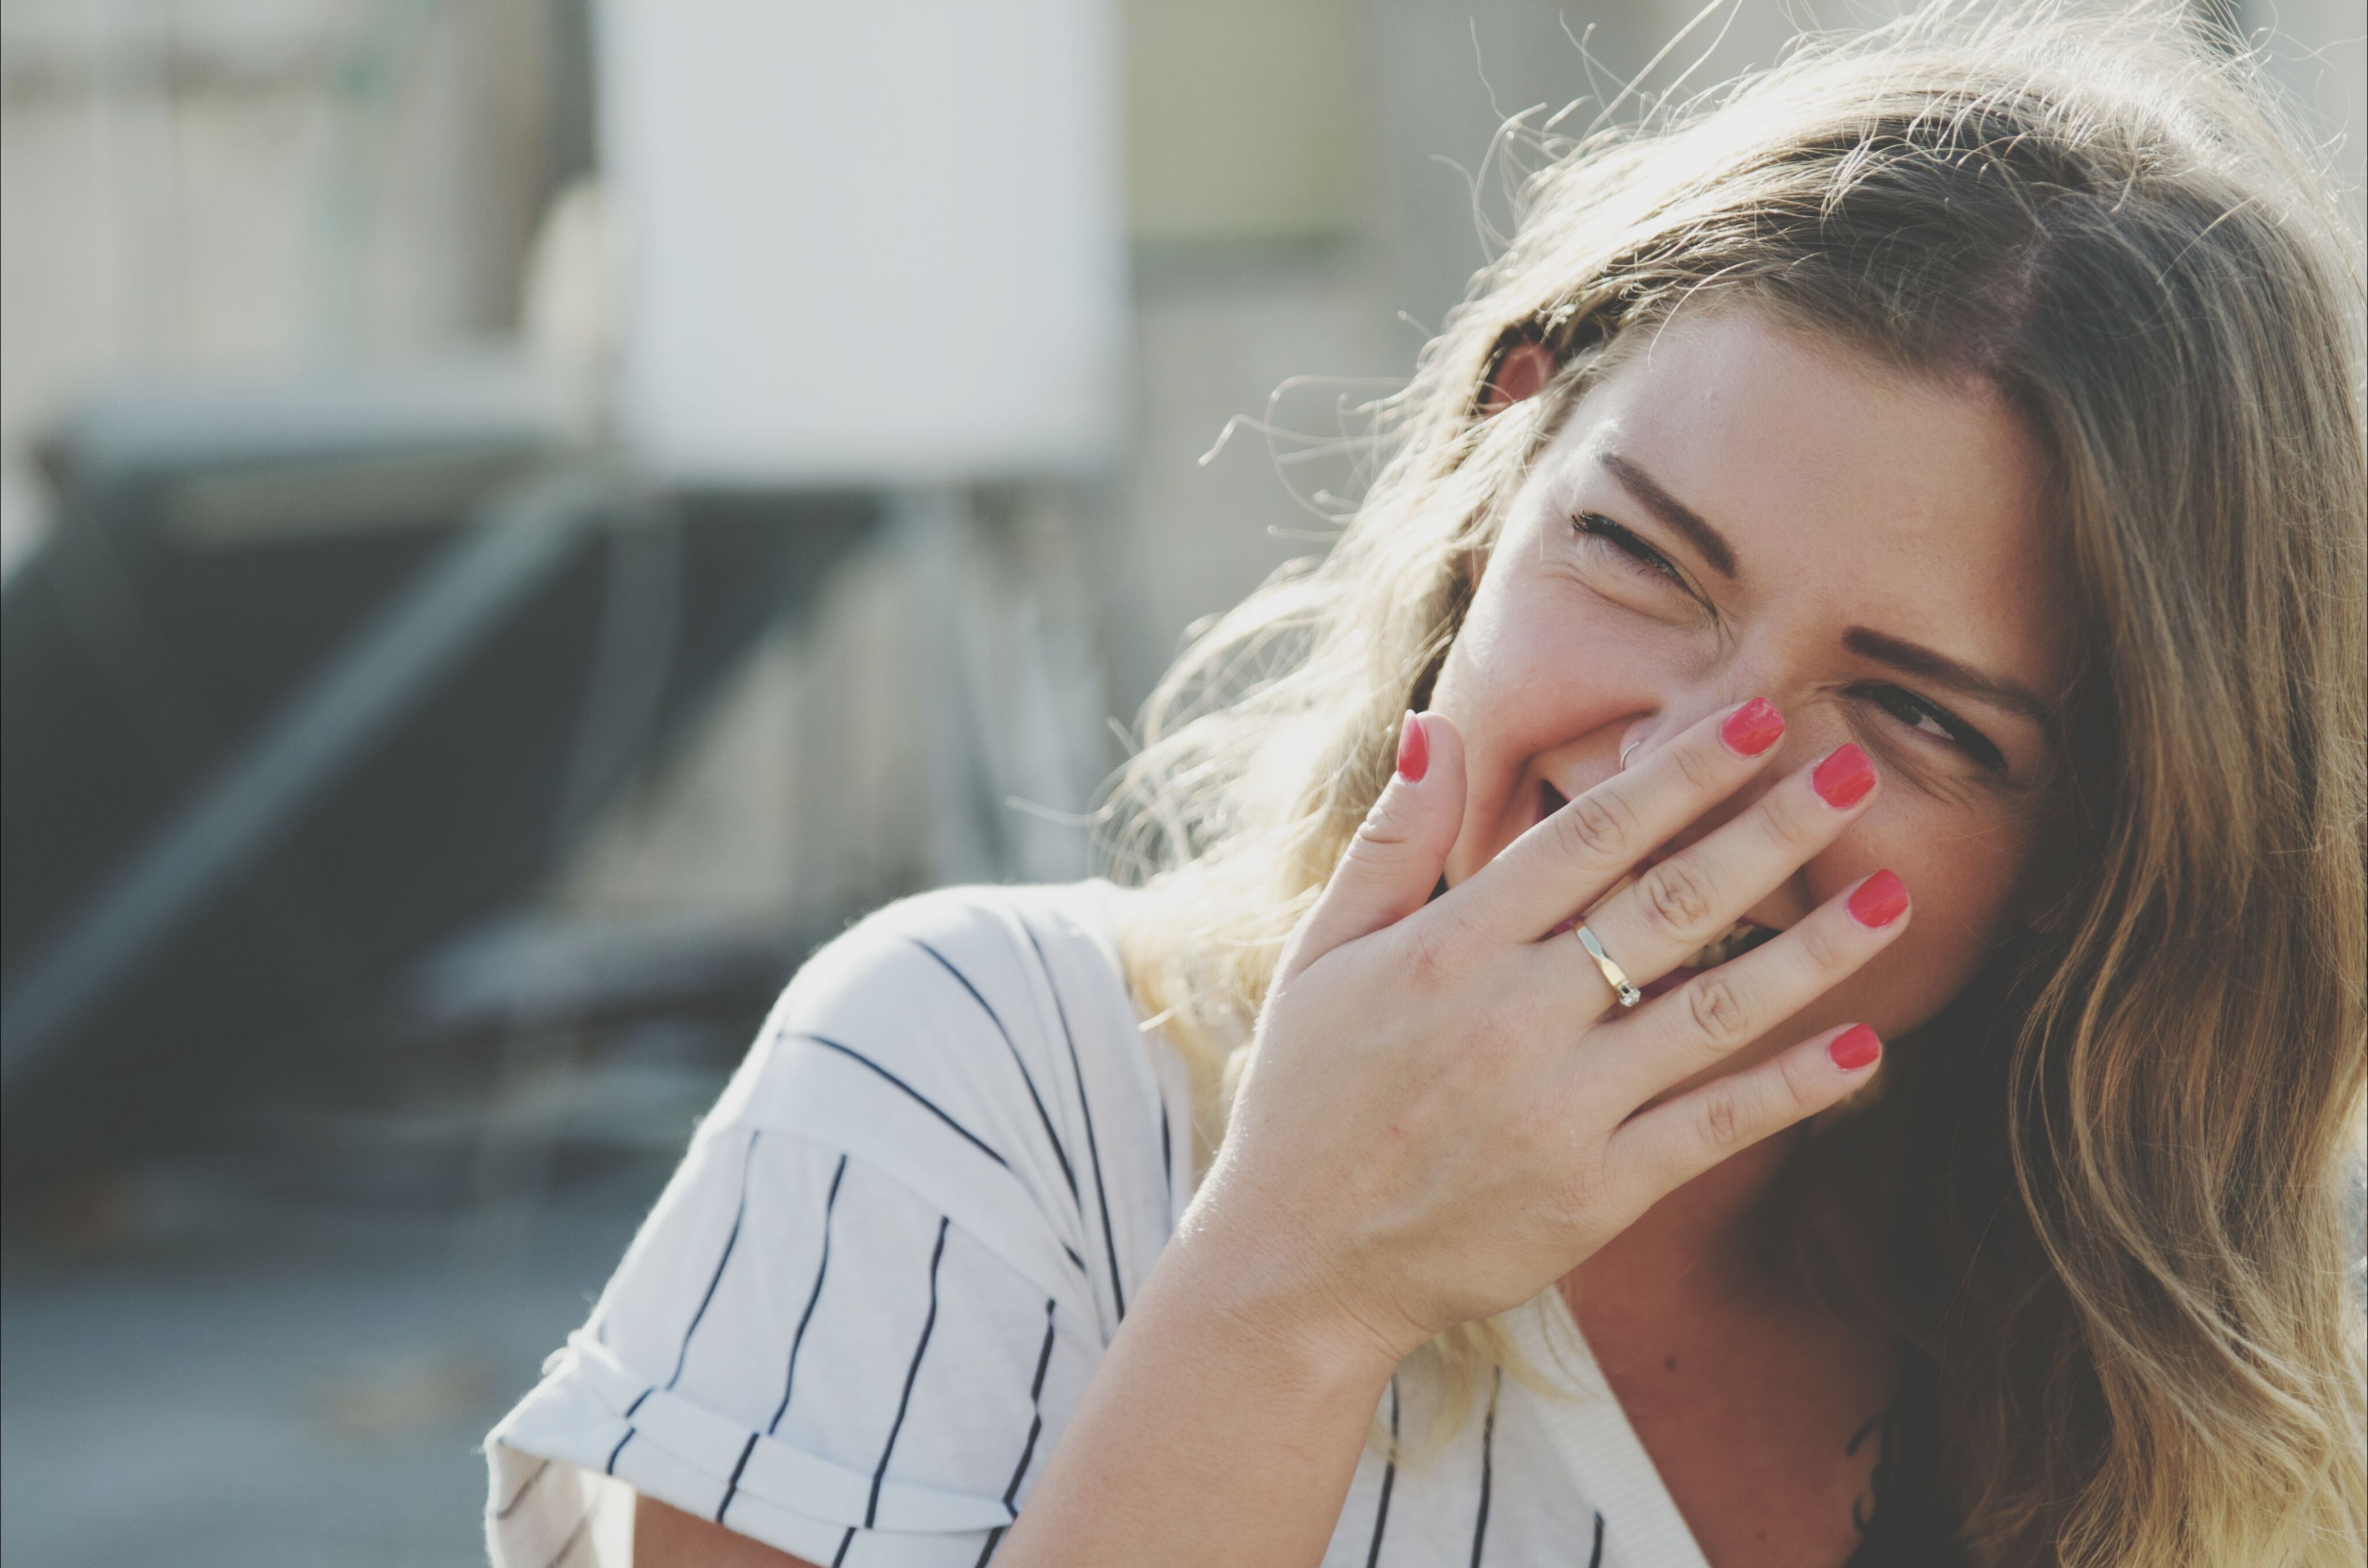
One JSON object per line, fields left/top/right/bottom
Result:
{"left": 1396, "top": 712, "right": 1429, "bottom": 782}
{"left": 1828, "top": 1024, "right": 1881, "bottom": 1072}
{"left": 1847, "top": 870, "right": 1908, "bottom": 928}
{"left": 1812, "top": 744, "right": 1876, "bottom": 808}
{"left": 1719, "top": 697, "right": 1785, "bottom": 757}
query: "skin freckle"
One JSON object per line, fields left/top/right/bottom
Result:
{"left": 1430, "top": 306, "right": 2065, "bottom": 1075}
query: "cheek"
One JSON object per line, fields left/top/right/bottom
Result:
{"left": 1839, "top": 801, "right": 2037, "bottom": 1033}
{"left": 1433, "top": 584, "right": 1668, "bottom": 874}
{"left": 1437, "top": 576, "right": 1659, "bottom": 750}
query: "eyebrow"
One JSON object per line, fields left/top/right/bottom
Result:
{"left": 1842, "top": 627, "right": 2053, "bottom": 721}
{"left": 1599, "top": 452, "right": 1738, "bottom": 578}
{"left": 1594, "top": 449, "right": 2051, "bottom": 723}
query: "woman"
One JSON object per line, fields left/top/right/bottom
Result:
{"left": 485, "top": 3, "right": 2366, "bottom": 1564}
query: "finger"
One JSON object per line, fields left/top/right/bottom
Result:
{"left": 1448, "top": 697, "right": 1788, "bottom": 944}
{"left": 1278, "top": 711, "right": 1468, "bottom": 985}
{"left": 1590, "top": 870, "right": 1909, "bottom": 1103}
{"left": 1566, "top": 742, "right": 1879, "bottom": 1003}
{"left": 1603, "top": 1021, "right": 1882, "bottom": 1200}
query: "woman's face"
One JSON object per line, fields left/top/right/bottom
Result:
{"left": 1430, "top": 306, "right": 2067, "bottom": 1079}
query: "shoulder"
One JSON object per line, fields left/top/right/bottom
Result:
{"left": 766, "top": 881, "right": 1135, "bottom": 1056}
{"left": 486, "top": 884, "right": 1183, "bottom": 1566}
{"left": 731, "top": 881, "right": 1152, "bottom": 1148}
{"left": 713, "top": 880, "right": 1186, "bottom": 1332}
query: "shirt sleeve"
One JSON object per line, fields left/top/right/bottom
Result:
{"left": 485, "top": 887, "right": 1142, "bottom": 1568}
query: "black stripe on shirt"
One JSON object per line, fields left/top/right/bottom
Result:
{"left": 830, "top": 1525, "right": 856, "bottom": 1566}
{"left": 1000, "top": 1299, "right": 1060, "bottom": 1514}
{"left": 490, "top": 1459, "right": 549, "bottom": 1520}
{"left": 1019, "top": 917, "right": 1126, "bottom": 1320}
{"left": 668, "top": 1129, "right": 759, "bottom": 1391}
{"left": 1587, "top": 1509, "right": 1607, "bottom": 1568}
{"left": 769, "top": 1153, "right": 849, "bottom": 1434}
{"left": 605, "top": 1389, "right": 653, "bottom": 1474}
{"left": 1469, "top": 1368, "right": 1501, "bottom": 1566}
{"left": 539, "top": 1504, "right": 595, "bottom": 1568}
{"left": 973, "top": 1526, "right": 1006, "bottom": 1567}
{"left": 1364, "top": 1380, "right": 1401, "bottom": 1568}
{"left": 1159, "top": 1098, "right": 1174, "bottom": 1214}
{"left": 791, "top": 1033, "right": 1009, "bottom": 1170}
{"left": 866, "top": 1216, "right": 951, "bottom": 1528}
{"left": 908, "top": 936, "right": 1081, "bottom": 1205}
{"left": 716, "top": 1432, "right": 760, "bottom": 1523}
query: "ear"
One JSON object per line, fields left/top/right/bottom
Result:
{"left": 1480, "top": 340, "right": 1556, "bottom": 416}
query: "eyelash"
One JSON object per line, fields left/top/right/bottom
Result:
{"left": 1571, "top": 512, "right": 2008, "bottom": 773}
{"left": 1856, "top": 685, "right": 2007, "bottom": 772}
{"left": 1575, "top": 512, "right": 1685, "bottom": 585}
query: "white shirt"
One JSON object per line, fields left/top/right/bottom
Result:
{"left": 483, "top": 882, "right": 1715, "bottom": 1568}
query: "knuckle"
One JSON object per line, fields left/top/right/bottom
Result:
{"left": 1693, "top": 1087, "right": 1745, "bottom": 1152}
{"left": 1556, "top": 789, "right": 1639, "bottom": 864}
{"left": 1353, "top": 796, "right": 1411, "bottom": 850}
{"left": 1777, "top": 1051, "right": 1826, "bottom": 1115}
{"left": 1793, "top": 915, "right": 1854, "bottom": 974}
{"left": 1759, "top": 789, "right": 1825, "bottom": 855}
{"left": 1669, "top": 738, "right": 1727, "bottom": 795}
{"left": 1683, "top": 971, "right": 1753, "bottom": 1048}
{"left": 1640, "top": 858, "right": 1718, "bottom": 937}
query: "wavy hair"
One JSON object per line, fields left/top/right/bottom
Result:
{"left": 1095, "top": 3, "right": 2366, "bottom": 1563}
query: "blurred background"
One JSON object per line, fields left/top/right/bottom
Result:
{"left": 0, "top": 2, "right": 2357, "bottom": 1563}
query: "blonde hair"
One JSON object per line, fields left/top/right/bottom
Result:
{"left": 1097, "top": 3, "right": 2365, "bottom": 1563}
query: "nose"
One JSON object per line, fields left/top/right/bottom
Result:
{"left": 1618, "top": 691, "right": 1811, "bottom": 855}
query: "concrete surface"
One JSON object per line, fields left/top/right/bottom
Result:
{"left": 2, "top": 1159, "right": 672, "bottom": 1568}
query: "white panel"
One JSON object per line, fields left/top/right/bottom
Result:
{"left": 597, "top": 0, "right": 1126, "bottom": 485}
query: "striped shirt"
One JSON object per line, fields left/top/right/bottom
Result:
{"left": 483, "top": 881, "right": 1717, "bottom": 1568}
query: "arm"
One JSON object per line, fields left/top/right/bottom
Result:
{"left": 635, "top": 1497, "right": 816, "bottom": 1567}
{"left": 641, "top": 704, "right": 1904, "bottom": 1567}
{"left": 1001, "top": 708, "right": 1905, "bottom": 1566}
{"left": 632, "top": 1215, "right": 1396, "bottom": 1568}
{"left": 984, "top": 1203, "right": 1401, "bottom": 1566}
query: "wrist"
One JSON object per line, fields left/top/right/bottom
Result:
{"left": 1149, "top": 1179, "right": 1416, "bottom": 1397}
{"left": 998, "top": 1173, "right": 1404, "bottom": 1566}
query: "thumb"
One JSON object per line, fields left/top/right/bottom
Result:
{"left": 1281, "top": 711, "right": 1467, "bottom": 983}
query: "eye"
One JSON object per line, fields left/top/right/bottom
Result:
{"left": 1574, "top": 512, "right": 1685, "bottom": 586}
{"left": 1859, "top": 683, "right": 2006, "bottom": 772}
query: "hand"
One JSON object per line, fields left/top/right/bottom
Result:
{"left": 1191, "top": 700, "right": 1907, "bottom": 1371}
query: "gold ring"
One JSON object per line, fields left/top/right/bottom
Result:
{"left": 1575, "top": 923, "right": 1644, "bottom": 1008}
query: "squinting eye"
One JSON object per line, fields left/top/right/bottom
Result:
{"left": 1861, "top": 684, "right": 2007, "bottom": 772}
{"left": 1574, "top": 513, "right": 1683, "bottom": 584}
{"left": 1867, "top": 685, "right": 1949, "bottom": 739}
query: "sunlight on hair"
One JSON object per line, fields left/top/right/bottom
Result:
{"left": 1097, "top": 3, "right": 2367, "bottom": 1562}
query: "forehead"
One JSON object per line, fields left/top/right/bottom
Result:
{"left": 1543, "top": 306, "right": 2068, "bottom": 690}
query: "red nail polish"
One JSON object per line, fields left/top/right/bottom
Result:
{"left": 1847, "top": 870, "right": 1908, "bottom": 928}
{"left": 1396, "top": 712, "right": 1429, "bottom": 782}
{"left": 1812, "top": 744, "right": 1875, "bottom": 808}
{"left": 1719, "top": 697, "right": 1785, "bottom": 757}
{"left": 1829, "top": 1024, "right": 1881, "bottom": 1072}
